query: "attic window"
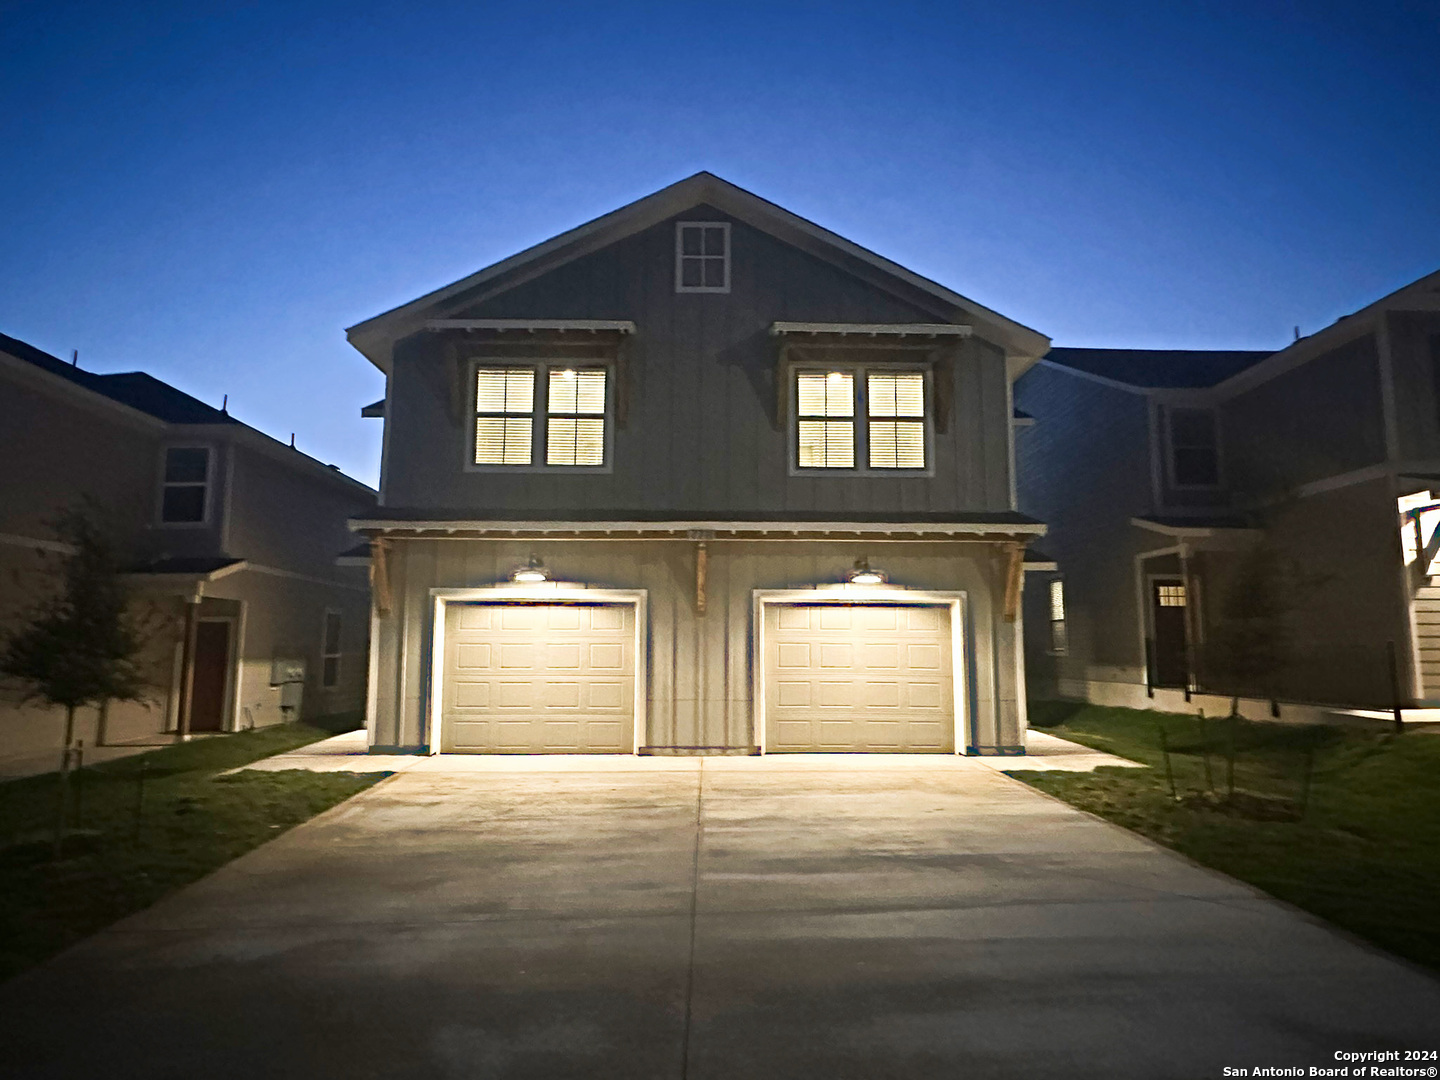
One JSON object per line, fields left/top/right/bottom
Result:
{"left": 676, "top": 222, "right": 730, "bottom": 293}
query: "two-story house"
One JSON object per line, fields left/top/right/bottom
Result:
{"left": 1016, "top": 268, "right": 1440, "bottom": 716}
{"left": 0, "top": 332, "right": 376, "bottom": 774}
{"left": 347, "top": 173, "right": 1050, "bottom": 756}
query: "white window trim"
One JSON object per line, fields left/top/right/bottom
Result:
{"left": 321, "top": 608, "right": 342, "bottom": 688}
{"left": 157, "top": 444, "right": 216, "bottom": 528}
{"left": 1164, "top": 405, "right": 1224, "bottom": 491}
{"left": 787, "top": 363, "right": 935, "bottom": 477}
{"left": 751, "top": 587, "right": 971, "bottom": 754}
{"left": 675, "top": 221, "right": 731, "bottom": 294}
{"left": 427, "top": 586, "right": 649, "bottom": 755}
{"left": 464, "top": 359, "right": 615, "bottom": 474}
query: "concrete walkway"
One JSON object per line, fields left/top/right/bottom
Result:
{"left": 2, "top": 756, "right": 1436, "bottom": 1079}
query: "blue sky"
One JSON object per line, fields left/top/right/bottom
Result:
{"left": 3, "top": 0, "right": 1437, "bottom": 486}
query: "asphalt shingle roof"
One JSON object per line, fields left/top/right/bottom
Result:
{"left": 1044, "top": 347, "right": 1274, "bottom": 389}
{"left": 0, "top": 332, "right": 236, "bottom": 425}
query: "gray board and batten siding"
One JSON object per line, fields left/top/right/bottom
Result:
{"left": 382, "top": 206, "right": 1015, "bottom": 519}
{"left": 368, "top": 539, "right": 1024, "bottom": 756}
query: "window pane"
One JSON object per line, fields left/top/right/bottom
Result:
{"left": 324, "top": 613, "right": 342, "bottom": 653}
{"left": 547, "top": 418, "right": 606, "bottom": 466}
{"left": 323, "top": 656, "right": 340, "bottom": 687}
{"left": 680, "top": 258, "right": 702, "bottom": 287}
{"left": 1173, "top": 447, "right": 1218, "bottom": 486}
{"left": 681, "top": 226, "right": 702, "bottom": 255}
{"left": 165, "top": 447, "right": 209, "bottom": 483}
{"left": 702, "top": 226, "right": 726, "bottom": 256}
{"left": 1049, "top": 579, "right": 1065, "bottom": 621}
{"left": 549, "top": 369, "right": 606, "bottom": 415}
{"left": 796, "top": 371, "right": 853, "bottom": 417}
{"left": 798, "top": 419, "right": 854, "bottom": 468}
{"left": 868, "top": 420, "right": 924, "bottom": 468}
{"left": 476, "top": 368, "right": 534, "bottom": 414}
{"left": 162, "top": 485, "right": 206, "bottom": 523}
{"left": 475, "top": 416, "right": 532, "bottom": 465}
{"left": 1170, "top": 408, "right": 1216, "bottom": 448}
{"left": 868, "top": 372, "right": 924, "bottom": 417}
{"left": 702, "top": 258, "right": 725, "bottom": 288}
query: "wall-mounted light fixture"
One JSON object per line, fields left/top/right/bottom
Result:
{"left": 511, "top": 555, "right": 549, "bottom": 583}
{"left": 847, "top": 557, "right": 885, "bottom": 585}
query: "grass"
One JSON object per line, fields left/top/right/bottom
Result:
{"left": 0, "top": 720, "right": 386, "bottom": 981}
{"left": 1015, "top": 701, "right": 1440, "bottom": 971}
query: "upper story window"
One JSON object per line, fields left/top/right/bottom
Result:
{"left": 676, "top": 222, "right": 730, "bottom": 293}
{"left": 161, "top": 446, "right": 211, "bottom": 524}
{"left": 795, "top": 367, "right": 928, "bottom": 472}
{"left": 1166, "top": 407, "right": 1220, "bottom": 488}
{"left": 473, "top": 363, "right": 609, "bottom": 469}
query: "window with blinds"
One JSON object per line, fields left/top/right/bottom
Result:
{"left": 546, "top": 368, "right": 607, "bottom": 466}
{"left": 474, "top": 368, "right": 535, "bottom": 465}
{"left": 796, "top": 370, "right": 855, "bottom": 468}
{"left": 867, "top": 371, "right": 926, "bottom": 469}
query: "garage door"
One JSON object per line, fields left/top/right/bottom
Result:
{"left": 764, "top": 603, "right": 954, "bottom": 752}
{"left": 441, "top": 602, "right": 635, "bottom": 753}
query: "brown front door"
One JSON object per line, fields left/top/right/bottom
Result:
{"left": 1150, "top": 579, "right": 1189, "bottom": 688}
{"left": 190, "top": 621, "right": 232, "bottom": 732}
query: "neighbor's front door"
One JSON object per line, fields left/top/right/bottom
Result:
{"left": 1150, "top": 579, "right": 1189, "bottom": 689}
{"left": 189, "top": 620, "right": 232, "bottom": 732}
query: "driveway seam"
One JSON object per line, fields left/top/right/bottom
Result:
{"left": 680, "top": 757, "right": 703, "bottom": 1080}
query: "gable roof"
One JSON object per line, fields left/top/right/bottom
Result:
{"left": 1, "top": 331, "right": 375, "bottom": 496}
{"left": 1043, "top": 347, "right": 1274, "bottom": 390}
{"left": 0, "top": 332, "right": 236, "bottom": 424}
{"left": 346, "top": 171, "right": 1051, "bottom": 375}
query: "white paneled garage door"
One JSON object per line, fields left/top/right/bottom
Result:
{"left": 764, "top": 603, "right": 955, "bottom": 752}
{"left": 441, "top": 602, "right": 635, "bottom": 753}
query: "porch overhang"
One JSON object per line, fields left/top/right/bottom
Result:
{"left": 348, "top": 511, "right": 1045, "bottom": 543}
{"left": 123, "top": 557, "right": 249, "bottom": 601}
{"left": 1132, "top": 515, "right": 1260, "bottom": 540}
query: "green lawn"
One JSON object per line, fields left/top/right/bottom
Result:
{"left": 0, "top": 722, "right": 386, "bottom": 981}
{"left": 1015, "top": 701, "right": 1440, "bottom": 971}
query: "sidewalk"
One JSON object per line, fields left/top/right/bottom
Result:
{"left": 228, "top": 729, "right": 425, "bottom": 774}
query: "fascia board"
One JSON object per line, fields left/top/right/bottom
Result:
{"left": 348, "top": 517, "right": 1047, "bottom": 538}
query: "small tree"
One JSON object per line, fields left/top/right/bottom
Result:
{"left": 1202, "top": 540, "right": 1307, "bottom": 715}
{"left": 1, "top": 506, "right": 148, "bottom": 773}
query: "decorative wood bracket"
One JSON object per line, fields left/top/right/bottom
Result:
{"left": 1002, "top": 541, "right": 1024, "bottom": 623}
{"left": 773, "top": 341, "right": 791, "bottom": 431}
{"left": 688, "top": 529, "right": 714, "bottom": 615}
{"left": 371, "top": 539, "right": 393, "bottom": 617}
{"left": 933, "top": 345, "right": 957, "bottom": 434}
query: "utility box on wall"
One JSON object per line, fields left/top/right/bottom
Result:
{"left": 270, "top": 657, "right": 306, "bottom": 717}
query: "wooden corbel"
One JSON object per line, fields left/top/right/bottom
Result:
{"left": 370, "top": 538, "right": 393, "bottom": 617}
{"left": 773, "top": 341, "right": 791, "bottom": 431}
{"left": 688, "top": 530, "right": 714, "bottom": 615}
{"left": 933, "top": 345, "right": 956, "bottom": 434}
{"left": 614, "top": 335, "right": 630, "bottom": 430}
{"left": 1002, "top": 541, "right": 1024, "bottom": 623}
{"left": 444, "top": 338, "right": 466, "bottom": 425}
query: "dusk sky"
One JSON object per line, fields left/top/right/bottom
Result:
{"left": 4, "top": 1, "right": 1437, "bottom": 486}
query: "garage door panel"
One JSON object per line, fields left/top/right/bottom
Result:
{"left": 442, "top": 603, "right": 635, "bottom": 753}
{"left": 766, "top": 602, "right": 954, "bottom": 753}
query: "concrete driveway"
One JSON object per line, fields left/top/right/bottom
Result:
{"left": 2, "top": 756, "right": 1437, "bottom": 1079}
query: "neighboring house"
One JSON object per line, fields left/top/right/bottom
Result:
{"left": 0, "top": 333, "right": 376, "bottom": 772}
{"left": 1016, "top": 269, "right": 1440, "bottom": 715}
{"left": 346, "top": 172, "right": 1050, "bottom": 756}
